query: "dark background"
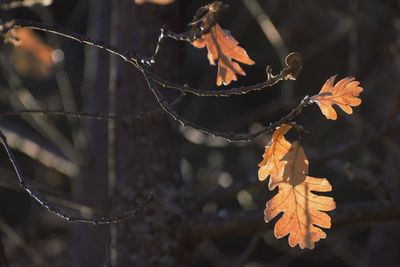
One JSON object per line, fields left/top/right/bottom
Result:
{"left": 0, "top": 0, "right": 399, "bottom": 266}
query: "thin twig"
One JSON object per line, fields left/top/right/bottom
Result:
{"left": 144, "top": 62, "right": 299, "bottom": 97}
{"left": 0, "top": 92, "right": 185, "bottom": 120}
{"left": 0, "top": 130, "right": 154, "bottom": 224}
{"left": 195, "top": 114, "right": 400, "bottom": 207}
{"left": 146, "top": 74, "right": 312, "bottom": 142}
{"left": 0, "top": 19, "right": 300, "bottom": 98}
{"left": 0, "top": 19, "right": 140, "bottom": 68}
{"left": 149, "top": 1, "right": 228, "bottom": 63}
{"left": 0, "top": 126, "right": 77, "bottom": 177}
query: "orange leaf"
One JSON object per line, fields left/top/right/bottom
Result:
{"left": 258, "top": 124, "right": 292, "bottom": 190}
{"left": 265, "top": 176, "right": 336, "bottom": 249}
{"left": 311, "top": 75, "right": 363, "bottom": 120}
{"left": 192, "top": 23, "right": 254, "bottom": 86}
{"left": 14, "top": 28, "right": 54, "bottom": 68}
{"left": 281, "top": 141, "right": 308, "bottom": 186}
{"left": 262, "top": 141, "right": 336, "bottom": 249}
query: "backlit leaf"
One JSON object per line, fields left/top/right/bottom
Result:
{"left": 258, "top": 124, "right": 291, "bottom": 190}
{"left": 265, "top": 175, "right": 336, "bottom": 249}
{"left": 311, "top": 75, "right": 363, "bottom": 120}
{"left": 260, "top": 139, "right": 336, "bottom": 249}
{"left": 192, "top": 22, "right": 254, "bottom": 86}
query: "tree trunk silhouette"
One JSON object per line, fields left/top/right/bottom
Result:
{"left": 71, "top": 0, "right": 110, "bottom": 266}
{"left": 108, "top": 2, "right": 184, "bottom": 266}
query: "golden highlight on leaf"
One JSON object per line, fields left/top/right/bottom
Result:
{"left": 259, "top": 132, "right": 336, "bottom": 249}
{"left": 258, "top": 124, "right": 291, "bottom": 190}
{"left": 192, "top": 23, "right": 255, "bottom": 86}
{"left": 282, "top": 142, "right": 308, "bottom": 186}
{"left": 265, "top": 176, "right": 336, "bottom": 249}
{"left": 311, "top": 75, "right": 363, "bottom": 120}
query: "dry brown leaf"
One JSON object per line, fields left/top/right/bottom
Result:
{"left": 258, "top": 124, "right": 292, "bottom": 190}
{"left": 262, "top": 141, "right": 336, "bottom": 249}
{"left": 265, "top": 175, "right": 336, "bottom": 249}
{"left": 192, "top": 23, "right": 255, "bottom": 86}
{"left": 311, "top": 75, "right": 363, "bottom": 120}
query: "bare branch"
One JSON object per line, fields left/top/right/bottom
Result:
{"left": 0, "top": 130, "right": 154, "bottom": 225}
{"left": 149, "top": 1, "right": 228, "bottom": 63}
{"left": 195, "top": 114, "right": 400, "bottom": 207}
{"left": 0, "top": 92, "right": 185, "bottom": 120}
{"left": 0, "top": 19, "right": 140, "bottom": 68}
{"left": 0, "top": 125, "right": 78, "bottom": 177}
{"left": 146, "top": 74, "right": 312, "bottom": 142}
{"left": 144, "top": 61, "right": 300, "bottom": 97}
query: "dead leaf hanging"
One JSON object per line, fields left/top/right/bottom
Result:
{"left": 192, "top": 23, "right": 255, "bottom": 86}
{"left": 311, "top": 75, "right": 363, "bottom": 120}
{"left": 265, "top": 175, "right": 336, "bottom": 249}
{"left": 258, "top": 124, "right": 292, "bottom": 190}
{"left": 259, "top": 134, "right": 336, "bottom": 249}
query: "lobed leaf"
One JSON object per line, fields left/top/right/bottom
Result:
{"left": 259, "top": 133, "right": 336, "bottom": 249}
{"left": 258, "top": 124, "right": 292, "bottom": 190}
{"left": 192, "top": 23, "right": 254, "bottom": 86}
{"left": 265, "top": 176, "right": 336, "bottom": 249}
{"left": 311, "top": 75, "right": 363, "bottom": 120}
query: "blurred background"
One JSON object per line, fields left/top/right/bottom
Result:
{"left": 0, "top": 0, "right": 399, "bottom": 266}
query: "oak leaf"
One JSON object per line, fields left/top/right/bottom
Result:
{"left": 262, "top": 141, "right": 336, "bottom": 249}
{"left": 12, "top": 28, "right": 54, "bottom": 78}
{"left": 192, "top": 23, "right": 255, "bottom": 86}
{"left": 258, "top": 124, "right": 292, "bottom": 190}
{"left": 265, "top": 175, "right": 336, "bottom": 249}
{"left": 311, "top": 75, "right": 363, "bottom": 120}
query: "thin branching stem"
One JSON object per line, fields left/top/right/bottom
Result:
{"left": 144, "top": 64, "right": 299, "bottom": 97}
{"left": 0, "top": 18, "right": 311, "bottom": 142}
{"left": 0, "top": 130, "right": 154, "bottom": 224}
{"left": 0, "top": 92, "right": 185, "bottom": 120}
{"left": 1, "top": 19, "right": 300, "bottom": 98}
{"left": 145, "top": 73, "right": 312, "bottom": 142}
{"left": 1, "top": 19, "right": 140, "bottom": 68}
